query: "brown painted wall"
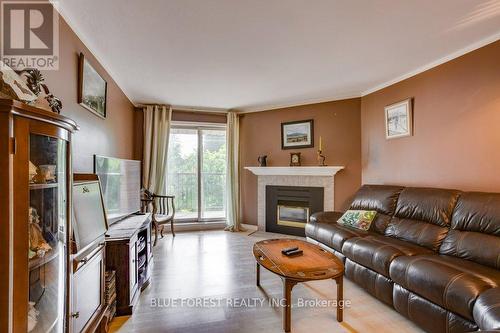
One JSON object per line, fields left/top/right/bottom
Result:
{"left": 42, "top": 12, "right": 136, "bottom": 172}
{"left": 240, "top": 98, "right": 362, "bottom": 225}
{"left": 361, "top": 40, "right": 500, "bottom": 191}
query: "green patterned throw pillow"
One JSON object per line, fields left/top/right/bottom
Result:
{"left": 337, "top": 210, "right": 377, "bottom": 231}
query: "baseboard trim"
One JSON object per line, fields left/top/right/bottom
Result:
{"left": 159, "top": 222, "right": 259, "bottom": 234}
{"left": 161, "top": 221, "right": 226, "bottom": 233}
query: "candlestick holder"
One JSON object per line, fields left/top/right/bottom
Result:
{"left": 317, "top": 149, "right": 327, "bottom": 166}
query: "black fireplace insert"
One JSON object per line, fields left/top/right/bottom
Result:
{"left": 266, "top": 185, "right": 324, "bottom": 236}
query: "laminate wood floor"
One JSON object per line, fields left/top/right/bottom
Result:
{"left": 109, "top": 230, "right": 423, "bottom": 333}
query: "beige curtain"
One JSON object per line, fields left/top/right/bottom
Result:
{"left": 225, "top": 111, "right": 245, "bottom": 232}
{"left": 142, "top": 105, "right": 172, "bottom": 195}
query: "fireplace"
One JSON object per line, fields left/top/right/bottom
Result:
{"left": 245, "top": 166, "right": 343, "bottom": 232}
{"left": 266, "top": 185, "right": 324, "bottom": 236}
{"left": 277, "top": 205, "right": 310, "bottom": 228}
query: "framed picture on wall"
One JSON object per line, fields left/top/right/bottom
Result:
{"left": 384, "top": 98, "right": 412, "bottom": 139}
{"left": 78, "top": 53, "right": 107, "bottom": 118}
{"left": 281, "top": 119, "right": 314, "bottom": 149}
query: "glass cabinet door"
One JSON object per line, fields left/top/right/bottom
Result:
{"left": 28, "top": 134, "right": 67, "bottom": 333}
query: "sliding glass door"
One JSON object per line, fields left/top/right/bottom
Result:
{"left": 167, "top": 125, "right": 227, "bottom": 221}
{"left": 167, "top": 128, "right": 199, "bottom": 219}
{"left": 201, "top": 129, "right": 227, "bottom": 219}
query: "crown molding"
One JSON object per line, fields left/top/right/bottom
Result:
{"left": 361, "top": 30, "right": 500, "bottom": 96}
{"left": 236, "top": 93, "right": 361, "bottom": 114}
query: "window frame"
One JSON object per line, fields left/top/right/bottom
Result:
{"left": 168, "top": 121, "right": 227, "bottom": 223}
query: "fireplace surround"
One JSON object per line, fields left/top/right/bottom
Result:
{"left": 245, "top": 166, "right": 344, "bottom": 232}
{"left": 266, "top": 185, "right": 324, "bottom": 236}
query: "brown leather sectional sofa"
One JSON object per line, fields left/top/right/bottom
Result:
{"left": 305, "top": 185, "right": 500, "bottom": 333}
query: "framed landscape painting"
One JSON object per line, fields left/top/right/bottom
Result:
{"left": 385, "top": 98, "right": 412, "bottom": 139}
{"left": 78, "top": 53, "right": 107, "bottom": 118}
{"left": 281, "top": 119, "right": 314, "bottom": 149}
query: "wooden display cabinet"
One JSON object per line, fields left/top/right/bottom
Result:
{"left": 0, "top": 99, "right": 78, "bottom": 333}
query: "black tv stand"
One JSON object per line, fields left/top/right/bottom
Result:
{"left": 105, "top": 213, "right": 153, "bottom": 316}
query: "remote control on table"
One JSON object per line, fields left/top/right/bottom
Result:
{"left": 281, "top": 246, "right": 299, "bottom": 255}
{"left": 284, "top": 249, "right": 303, "bottom": 256}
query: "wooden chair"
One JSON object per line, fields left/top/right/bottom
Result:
{"left": 142, "top": 190, "right": 176, "bottom": 245}
{"left": 152, "top": 194, "right": 176, "bottom": 244}
{"left": 140, "top": 191, "right": 153, "bottom": 213}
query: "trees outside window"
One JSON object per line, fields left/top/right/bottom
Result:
{"left": 167, "top": 127, "right": 226, "bottom": 221}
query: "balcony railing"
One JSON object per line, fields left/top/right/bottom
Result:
{"left": 167, "top": 172, "right": 226, "bottom": 217}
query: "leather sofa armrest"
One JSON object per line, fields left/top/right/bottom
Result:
{"left": 473, "top": 288, "right": 500, "bottom": 331}
{"left": 309, "top": 211, "right": 344, "bottom": 224}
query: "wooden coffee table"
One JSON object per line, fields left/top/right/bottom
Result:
{"left": 253, "top": 239, "right": 344, "bottom": 332}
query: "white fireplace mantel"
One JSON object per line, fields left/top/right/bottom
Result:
{"left": 245, "top": 166, "right": 344, "bottom": 231}
{"left": 244, "top": 166, "right": 344, "bottom": 177}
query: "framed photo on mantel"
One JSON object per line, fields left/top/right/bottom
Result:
{"left": 281, "top": 119, "right": 314, "bottom": 149}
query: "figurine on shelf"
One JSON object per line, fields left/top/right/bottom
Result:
{"left": 317, "top": 136, "right": 327, "bottom": 166}
{"left": 15, "top": 68, "right": 63, "bottom": 114}
{"left": 20, "top": 68, "right": 45, "bottom": 95}
{"left": 45, "top": 93, "right": 62, "bottom": 114}
{"left": 28, "top": 207, "right": 52, "bottom": 258}
{"left": 31, "top": 164, "right": 57, "bottom": 184}
{"left": 38, "top": 165, "right": 56, "bottom": 183}
{"left": 28, "top": 249, "right": 37, "bottom": 260}
{"left": 0, "top": 61, "right": 38, "bottom": 103}
{"left": 29, "top": 161, "right": 38, "bottom": 184}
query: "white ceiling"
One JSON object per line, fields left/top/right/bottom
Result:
{"left": 55, "top": 0, "right": 500, "bottom": 111}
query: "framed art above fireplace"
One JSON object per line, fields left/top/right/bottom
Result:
{"left": 281, "top": 119, "right": 314, "bottom": 149}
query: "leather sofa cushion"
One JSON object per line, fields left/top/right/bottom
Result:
{"left": 385, "top": 187, "right": 460, "bottom": 250}
{"left": 345, "top": 259, "right": 394, "bottom": 306}
{"left": 440, "top": 229, "right": 500, "bottom": 269}
{"left": 394, "top": 187, "right": 461, "bottom": 227}
{"left": 305, "top": 212, "right": 374, "bottom": 252}
{"left": 393, "top": 284, "right": 478, "bottom": 333}
{"left": 473, "top": 288, "right": 500, "bottom": 331}
{"left": 350, "top": 185, "right": 404, "bottom": 234}
{"left": 384, "top": 217, "right": 449, "bottom": 251}
{"left": 451, "top": 192, "right": 500, "bottom": 235}
{"left": 440, "top": 192, "right": 500, "bottom": 269}
{"left": 350, "top": 184, "right": 403, "bottom": 215}
{"left": 390, "top": 254, "right": 500, "bottom": 321}
{"left": 342, "top": 235, "right": 433, "bottom": 277}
